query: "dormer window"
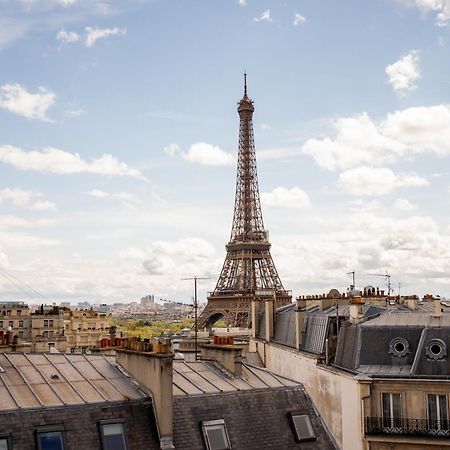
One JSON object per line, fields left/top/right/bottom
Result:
{"left": 288, "top": 412, "right": 316, "bottom": 442}
{"left": 201, "top": 419, "right": 231, "bottom": 450}
{"left": 426, "top": 339, "right": 447, "bottom": 360}
{"left": 389, "top": 338, "right": 409, "bottom": 357}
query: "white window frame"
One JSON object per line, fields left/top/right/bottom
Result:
{"left": 201, "top": 419, "right": 231, "bottom": 450}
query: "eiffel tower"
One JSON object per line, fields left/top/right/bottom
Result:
{"left": 198, "top": 76, "right": 292, "bottom": 328}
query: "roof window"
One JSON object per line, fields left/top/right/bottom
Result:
{"left": 426, "top": 339, "right": 447, "bottom": 360}
{"left": 201, "top": 419, "right": 231, "bottom": 450}
{"left": 100, "top": 421, "right": 128, "bottom": 450}
{"left": 289, "top": 412, "right": 316, "bottom": 442}
{"left": 389, "top": 338, "right": 409, "bottom": 357}
{"left": 36, "top": 431, "right": 64, "bottom": 450}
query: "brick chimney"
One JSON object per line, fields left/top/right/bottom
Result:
{"left": 116, "top": 348, "right": 174, "bottom": 449}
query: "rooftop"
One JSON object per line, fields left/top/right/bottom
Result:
{"left": 0, "top": 353, "right": 147, "bottom": 410}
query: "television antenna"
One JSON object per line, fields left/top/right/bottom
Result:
{"left": 367, "top": 272, "right": 392, "bottom": 296}
{"left": 181, "top": 276, "right": 210, "bottom": 361}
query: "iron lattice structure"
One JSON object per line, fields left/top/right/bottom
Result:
{"left": 198, "top": 79, "right": 292, "bottom": 328}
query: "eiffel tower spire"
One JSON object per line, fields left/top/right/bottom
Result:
{"left": 198, "top": 77, "right": 291, "bottom": 328}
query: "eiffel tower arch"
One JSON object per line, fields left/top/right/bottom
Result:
{"left": 198, "top": 77, "right": 292, "bottom": 329}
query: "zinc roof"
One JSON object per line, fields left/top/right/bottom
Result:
{"left": 0, "top": 353, "right": 146, "bottom": 411}
{"left": 172, "top": 360, "right": 298, "bottom": 396}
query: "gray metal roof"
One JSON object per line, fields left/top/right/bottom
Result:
{"left": 0, "top": 353, "right": 147, "bottom": 410}
{"left": 361, "top": 310, "right": 450, "bottom": 327}
{"left": 172, "top": 360, "right": 298, "bottom": 396}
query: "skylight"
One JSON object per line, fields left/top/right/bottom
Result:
{"left": 201, "top": 419, "right": 231, "bottom": 450}
{"left": 289, "top": 413, "right": 316, "bottom": 442}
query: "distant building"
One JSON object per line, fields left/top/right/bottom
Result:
{"left": 64, "top": 309, "right": 113, "bottom": 353}
{"left": 141, "top": 294, "right": 155, "bottom": 307}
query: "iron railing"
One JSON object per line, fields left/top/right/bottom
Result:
{"left": 366, "top": 417, "right": 450, "bottom": 438}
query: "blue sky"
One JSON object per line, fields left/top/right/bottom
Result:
{"left": 0, "top": 0, "right": 449, "bottom": 304}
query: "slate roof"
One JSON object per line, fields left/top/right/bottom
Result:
{"left": 335, "top": 310, "right": 450, "bottom": 377}
{"left": 173, "top": 360, "right": 298, "bottom": 396}
{"left": 0, "top": 353, "right": 147, "bottom": 410}
{"left": 173, "top": 386, "right": 337, "bottom": 450}
{"left": 263, "top": 302, "right": 384, "bottom": 354}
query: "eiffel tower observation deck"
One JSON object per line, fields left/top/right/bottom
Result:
{"left": 198, "top": 76, "right": 292, "bottom": 328}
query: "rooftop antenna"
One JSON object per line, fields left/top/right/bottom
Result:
{"left": 347, "top": 271, "right": 355, "bottom": 290}
{"left": 244, "top": 71, "right": 247, "bottom": 97}
{"left": 367, "top": 272, "right": 392, "bottom": 296}
{"left": 181, "top": 276, "right": 210, "bottom": 361}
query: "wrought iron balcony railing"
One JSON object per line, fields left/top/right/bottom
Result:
{"left": 366, "top": 417, "right": 450, "bottom": 439}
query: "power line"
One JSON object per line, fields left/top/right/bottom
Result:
{"left": 0, "top": 267, "right": 52, "bottom": 302}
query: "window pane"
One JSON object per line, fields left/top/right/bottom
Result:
{"left": 292, "top": 415, "right": 315, "bottom": 440}
{"left": 382, "top": 393, "right": 390, "bottom": 419}
{"left": 205, "top": 426, "right": 229, "bottom": 450}
{"left": 392, "top": 394, "right": 401, "bottom": 418}
{"left": 428, "top": 395, "right": 438, "bottom": 422}
{"left": 102, "top": 424, "right": 126, "bottom": 450}
{"left": 0, "top": 438, "right": 8, "bottom": 450}
{"left": 39, "top": 432, "right": 64, "bottom": 450}
{"left": 439, "top": 395, "right": 448, "bottom": 422}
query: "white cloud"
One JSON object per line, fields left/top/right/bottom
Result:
{"left": 55, "top": 0, "right": 77, "bottom": 6}
{"left": 182, "top": 142, "right": 234, "bottom": 166}
{"left": 393, "top": 0, "right": 450, "bottom": 26}
{"left": 0, "top": 84, "right": 55, "bottom": 122}
{"left": 293, "top": 13, "right": 306, "bottom": 26}
{"left": 88, "top": 189, "right": 109, "bottom": 198}
{"left": 85, "top": 26, "right": 126, "bottom": 47}
{"left": 254, "top": 9, "right": 273, "bottom": 22}
{"left": 56, "top": 29, "right": 80, "bottom": 43}
{"left": 238, "top": 0, "right": 246, "bottom": 5}
{"left": 0, "top": 187, "right": 57, "bottom": 211}
{"left": 302, "top": 104, "right": 450, "bottom": 171}
{"left": 164, "top": 143, "right": 180, "bottom": 157}
{"left": 338, "top": 166, "right": 429, "bottom": 196}
{"left": 0, "top": 145, "right": 147, "bottom": 181}
{"left": 260, "top": 123, "right": 272, "bottom": 130}
{"left": 386, "top": 50, "right": 420, "bottom": 93}
{"left": 261, "top": 187, "right": 311, "bottom": 209}
{"left": 87, "top": 189, "right": 142, "bottom": 207}
{"left": 393, "top": 198, "right": 418, "bottom": 211}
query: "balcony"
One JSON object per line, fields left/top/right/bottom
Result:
{"left": 366, "top": 417, "right": 450, "bottom": 439}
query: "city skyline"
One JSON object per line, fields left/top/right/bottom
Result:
{"left": 0, "top": 0, "right": 450, "bottom": 303}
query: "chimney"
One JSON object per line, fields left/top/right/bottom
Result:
{"left": 116, "top": 348, "right": 174, "bottom": 449}
{"left": 406, "top": 297, "right": 417, "bottom": 311}
{"left": 349, "top": 297, "right": 364, "bottom": 324}
{"left": 295, "top": 298, "right": 306, "bottom": 350}
{"left": 251, "top": 300, "right": 259, "bottom": 339}
{"left": 265, "top": 298, "right": 274, "bottom": 343}
{"left": 434, "top": 298, "right": 442, "bottom": 318}
{"left": 200, "top": 342, "right": 244, "bottom": 376}
{"left": 320, "top": 297, "right": 334, "bottom": 311}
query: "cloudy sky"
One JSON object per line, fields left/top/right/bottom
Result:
{"left": 0, "top": 0, "right": 449, "bottom": 304}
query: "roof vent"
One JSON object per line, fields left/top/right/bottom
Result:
{"left": 51, "top": 374, "right": 60, "bottom": 380}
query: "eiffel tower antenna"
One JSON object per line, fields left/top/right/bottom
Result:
{"left": 198, "top": 78, "right": 291, "bottom": 328}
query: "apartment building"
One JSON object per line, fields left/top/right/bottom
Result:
{"left": 249, "top": 290, "right": 450, "bottom": 450}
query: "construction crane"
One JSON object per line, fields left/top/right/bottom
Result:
{"left": 367, "top": 272, "right": 392, "bottom": 296}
